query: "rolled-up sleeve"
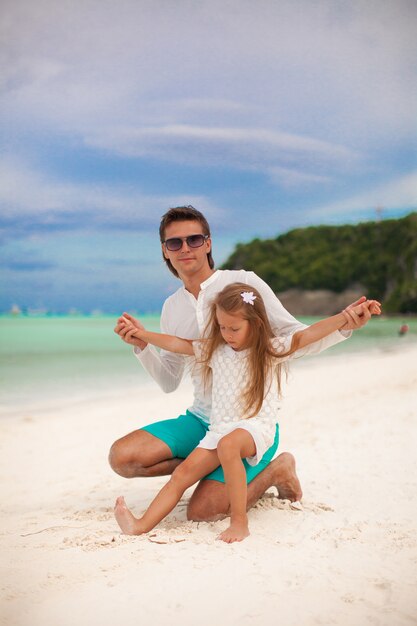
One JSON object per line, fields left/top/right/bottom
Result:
{"left": 134, "top": 302, "right": 186, "bottom": 393}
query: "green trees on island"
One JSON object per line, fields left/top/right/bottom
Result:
{"left": 221, "top": 213, "right": 417, "bottom": 313}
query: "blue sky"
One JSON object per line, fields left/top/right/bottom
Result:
{"left": 1, "top": 0, "right": 416, "bottom": 312}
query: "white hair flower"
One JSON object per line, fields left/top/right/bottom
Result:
{"left": 241, "top": 291, "right": 256, "bottom": 305}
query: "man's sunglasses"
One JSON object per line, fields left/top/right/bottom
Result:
{"left": 163, "top": 234, "right": 209, "bottom": 252}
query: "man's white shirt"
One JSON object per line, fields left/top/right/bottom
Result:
{"left": 134, "top": 269, "right": 350, "bottom": 422}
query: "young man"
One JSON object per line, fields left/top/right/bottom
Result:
{"left": 110, "top": 206, "right": 370, "bottom": 521}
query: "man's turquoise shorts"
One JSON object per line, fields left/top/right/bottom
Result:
{"left": 141, "top": 410, "right": 279, "bottom": 484}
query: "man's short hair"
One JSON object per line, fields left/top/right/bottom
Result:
{"left": 159, "top": 206, "right": 215, "bottom": 278}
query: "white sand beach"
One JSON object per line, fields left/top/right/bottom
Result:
{"left": 1, "top": 344, "right": 416, "bottom": 626}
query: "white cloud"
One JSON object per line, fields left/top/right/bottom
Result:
{"left": 83, "top": 123, "right": 358, "bottom": 182}
{"left": 0, "top": 0, "right": 415, "bottom": 239}
{"left": 165, "top": 98, "right": 252, "bottom": 114}
{"left": 1, "top": 0, "right": 415, "bottom": 148}
{"left": 0, "top": 156, "right": 224, "bottom": 229}
{"left": 88, "top": 124, "right": 354, "bottom": 156}
{"left": 267, "top": 166, "right": 332, "bottom": 188}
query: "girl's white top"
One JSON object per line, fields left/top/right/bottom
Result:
{"left": 193, "top": 336, "right": 293, "bottom": 464}
{"left": 134, "top": 269, "right": 349, "bottom": 423}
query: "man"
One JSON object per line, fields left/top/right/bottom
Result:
{"left": 110, "top": 206, "right": 369, "bottom": 521}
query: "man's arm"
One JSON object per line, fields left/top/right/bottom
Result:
{"left": 114, "top": 304, "right": 187, "bottom": 393}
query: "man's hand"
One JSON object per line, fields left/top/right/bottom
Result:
{"left": 114, "top": 312, "right": 148, "bottom": 350}
{"left": 341, "top": 296, "right": 382, "bottom": 330}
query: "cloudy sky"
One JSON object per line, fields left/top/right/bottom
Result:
{"left": 1, "top": 0, "right": 416, "bottom": 312}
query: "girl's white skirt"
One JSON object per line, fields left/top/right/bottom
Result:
{"left": 197, "top": 418, "right": 276, "bottom": 466}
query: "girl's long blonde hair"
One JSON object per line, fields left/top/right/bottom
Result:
{"left": 200, "top": 282, "right": 299, "bottom": 419}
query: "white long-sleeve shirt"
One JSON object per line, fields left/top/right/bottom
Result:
{"left": 134, "top": 269, "right": 350, "bottom": 422}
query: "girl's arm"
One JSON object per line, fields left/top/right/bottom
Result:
{"left": 121, "top": 318, "right": 195, "bottom": 356}
{"left": 115, "top": 308, "right": 187, "bottom": 393}
{"left": 290, "top": 300, "right": 381, "bottom": 352}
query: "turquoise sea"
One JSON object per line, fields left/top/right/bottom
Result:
{"left": 1, "top": 314, "right": 416, "bottom": 415}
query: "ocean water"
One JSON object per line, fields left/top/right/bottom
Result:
{"left": 1, "top": 314, "right": 416, "bottom": 415}
{"left": 0, "top": 314, "right": 160, "bottom": 415}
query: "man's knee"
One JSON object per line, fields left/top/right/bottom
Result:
{"left": 187, "top": 497, "right": 213, "bottom": 522}
{"left": 186, "top": 481, "right": 229, "bottom": 522}
{"left": 108, "top": 439, "right": 145, "bottom": 478}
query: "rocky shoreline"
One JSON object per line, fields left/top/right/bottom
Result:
{"left": 277, "top": 286, "right": 366, "bottom": 316}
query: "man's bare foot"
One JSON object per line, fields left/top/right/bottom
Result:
{"left": 273, "top": 452, "right": 303, "bottom": 502}
{"left": 114, "top": 496, "right": 144, "bottom": 535}
{"left": 217, "top": 520, "right": 250, "bottom": 543}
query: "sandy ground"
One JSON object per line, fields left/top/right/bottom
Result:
{"left": 1, "top": 344, "right": 416, "bottom": 626}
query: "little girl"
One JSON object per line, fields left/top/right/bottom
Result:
{"left": 114, "top": 282, "right": 381, "bottom": 543}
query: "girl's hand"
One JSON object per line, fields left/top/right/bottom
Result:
{"left": 353, "top": 299, "right": 382, "bottom": 316}
{"left": 341, "top": 298, "right": 381, "bottom": 330}
{"left": 341, "top": 296, "right": 367, "bottom": 330}
{"left": 365, "top": 300, "right": 382, "bottom": 315}
{"left": 114, "top": 313, "right": 148, "bottom": 349}
{"left": 123, "top": 322, "right": 146, "bottom": 345}
{"left": 114, "top": 312, "right": 145, "bottom": 333}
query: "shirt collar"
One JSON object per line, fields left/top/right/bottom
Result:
{"left": 181, "top": 269, "right": 221, "bottom": 300}
{"left": 200, "top": 269, "right": 220, "bottom": 290}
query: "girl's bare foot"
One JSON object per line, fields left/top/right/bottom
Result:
{"left": 114, "top": 496, "right": 144, "bottom": 535}
{"left": 218, "top": 520, "right": 250, "bottom": 543}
